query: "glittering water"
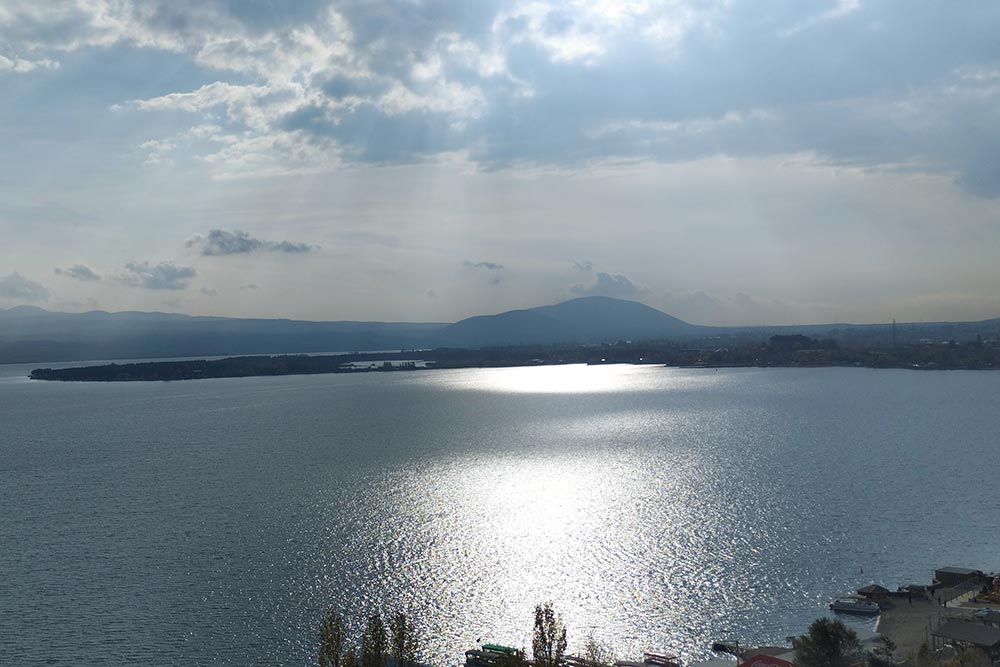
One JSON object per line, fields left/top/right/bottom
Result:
{"left": 1, "top": 364, "right": 997, "bottom": 666}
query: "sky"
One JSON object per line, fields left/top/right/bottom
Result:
{"left": 1, "top": 0, "right": 999, "bottom": 326}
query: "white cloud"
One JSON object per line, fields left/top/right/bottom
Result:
{"left": 54, "top": 264, "right": 100, "bottom": 281}
{"left": 0, "top": 53, "right": 58, "bottom": 73}
{"left": 781, "top": 0, "right": 863, "bottom": 37}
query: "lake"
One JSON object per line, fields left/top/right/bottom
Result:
{"left": 1, "top": 363, "right": 997, "bottom": 666}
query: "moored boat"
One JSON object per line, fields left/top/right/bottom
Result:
{"left": 829, "top": 597, "right": 881, "bottom": 615}
{"left": 711, "top": 641, "right": 742, "bottom": 657}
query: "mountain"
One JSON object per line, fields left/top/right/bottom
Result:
{"left": 439, "top": 296, "right": 702, "bottom": 347}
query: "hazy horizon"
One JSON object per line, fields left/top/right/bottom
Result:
{"left": 3, "top": 2, "right": 1000, "bottom": 326}
{"left": 3, "top": 295, "right": 998, "bottom": 330}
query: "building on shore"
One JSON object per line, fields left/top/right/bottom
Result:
{"left": 856, "top": 584, "right": 890, "bottom": 601}
{"left": 934, "top": 567, "right": 984, "bottom": 587}
{"left": 931, "top": 620, "right": 1000, "bottom": 659}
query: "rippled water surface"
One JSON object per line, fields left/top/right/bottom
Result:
{"left": 1, "top": 364, "right": 997, "bottom": 666}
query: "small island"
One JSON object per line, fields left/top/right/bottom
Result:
{"left": 28, "top": 354, "right": 421, "bottom": 382}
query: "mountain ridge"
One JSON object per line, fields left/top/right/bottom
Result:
{"left": 2, "top": 297, "right": 999, "bottom": 364}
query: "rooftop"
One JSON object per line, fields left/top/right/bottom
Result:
{"left": 932, "top": 621, "right": 1000, "bottom": 648}
{"left": 936, "top": 567, "right": 983, "bottom": 576}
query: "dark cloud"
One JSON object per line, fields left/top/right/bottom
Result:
{"left": 121, "top": 261, "right": 197, "bottom": 290}
{"left": 0, "top": 272, "right": 49, "bottom": 301}
{"left": 54, "top": 264, "right": 100, "bottom": 281}
{"left": 571, "top": 272, "right": 645, "bottom": 299}
{"left": 463, "top": 260, "right": 504, "bottom": 270}
{"left": 320, "top": 73, "right": 388, "bottom": 100}
{"left": 282, "top": 103, "right": 465, "bottom": 164}
{"left": 464, "top": 261, "right": 504, "bottom": 285}
{"left": 186, "top": 229, "right": 316, "bottom": 256}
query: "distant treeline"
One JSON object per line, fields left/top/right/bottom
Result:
{"left": 424, "top": 336, "right": 1000, "bottom": 371}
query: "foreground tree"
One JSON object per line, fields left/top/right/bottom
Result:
{"left": 867, "top": 636, "right": 896, "bottom": 667}
{"left": 794, "top": 618, "right": 863, "bottom": 667}
{"left": 361, "top": 612, "right": 388, "bottom": 667}
{"left": 319, "top": 609, "right": 346, "bottom": 667}
{"left": 497, "top": 648, "right": 529, "bottom": 667}
{"left": 583, "top": 636, "right": 615, "bottom": 666}
{"left": 390, "top": 612, "right": 419, "bottom": 667}
{"left": 533, "top": 602, "right": 568, "bottom": 667}
{"left": 908, "top": 643, "right": 937, "bottom": 667}
{"left": 945, "top": 647, "right": 991, "bottom": 667}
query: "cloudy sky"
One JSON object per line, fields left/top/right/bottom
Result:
{"left": 1, "top": 1, "right": 999, "bottom": 325}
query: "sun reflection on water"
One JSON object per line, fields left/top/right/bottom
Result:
{"left": 427, "top": 364, "right": 671, "bottom": 395}
{"left": 359, "top": 443, "right": 740, "bottom": 667}
{"left": 303, "top": 366, "right": 855, "bottom": 667}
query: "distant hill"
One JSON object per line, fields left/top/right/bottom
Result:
{"left": 0, "top": 307, "right": 445, "bottom": 363}
{"left": 439, "top": 296, "right": 702, "bottom": 347}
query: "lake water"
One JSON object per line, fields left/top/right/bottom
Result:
{"left": 1, "top": 364, "right": 997, "bottom": 666}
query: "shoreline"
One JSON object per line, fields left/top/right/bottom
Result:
{"left": 27, "top": 354, "right": 1000, "bottom": 383}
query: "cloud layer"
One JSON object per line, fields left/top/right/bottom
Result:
{"left": 2, "top": 1, "right": 996, "bottom": 193}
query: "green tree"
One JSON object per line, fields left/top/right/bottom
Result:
{"left": 944, "top": 647, "right": 991, "bottom": 667}
{"left": 361, "top": 612, "right": 388, "bottom": 667}
{"left": 497, "top": 648, "right": 529, "bottom": 667}
{"left": 793, "top": 618, "right": 863, "bottom": 667}
{"left": 867, "top": 636, "right": 896, "bottom": 667}
{"left": 908, "top": 643, "right": 937, "bottom": 667}
{"left": 390, "top": 612, "right": 419, "bottom": 667}
{"left": 319, "top": 609, "right": 346, "bottom": 667}
{"left": 583, "top": 636, "right": 615, "bottom": 666}
{"left": 532, "top": 602, "right": 568, "bottom": 667}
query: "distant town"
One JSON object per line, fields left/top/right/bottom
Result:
{"left": 505, "top": 566, "right": 1000, "bottom": 667}
{"left": 679, "top": 566, "right": 1000, "bottom": 667}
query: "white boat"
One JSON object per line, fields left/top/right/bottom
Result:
{"left": 829, "top": 597, "right": 881, "bottom": 615}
